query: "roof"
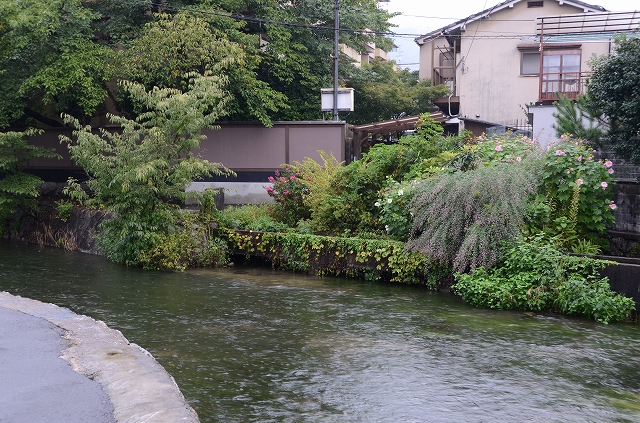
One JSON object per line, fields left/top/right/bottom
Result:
{"left": 415, "top": 0, "right": 607, "bottom": 45}
{"left": 351, "top": 112, "right": 447, "bottom": 137}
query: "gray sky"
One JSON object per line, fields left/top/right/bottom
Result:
{"left": 381, "top": 0, "right": 640, "bottom": 71}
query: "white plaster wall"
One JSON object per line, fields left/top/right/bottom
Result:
{"left": 528, "top": 103, "right": 559, "bottom": 148}
{"left": 187, "top": 182, "right": 274, "bottom": 206}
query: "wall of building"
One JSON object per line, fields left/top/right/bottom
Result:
{"left": 24, "top": 121, "right": 347, "bottom": 205}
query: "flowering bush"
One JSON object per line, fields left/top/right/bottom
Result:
{"left": 265, "top": 166, "right": 310, "bottom": 227}
{"left": 474, "top": 133, "right": 538, "bottom": 164}
{"left": 375, "top": 178, "right": 418, "bottom": 241}
{"left": 532, "top": 135, "right": 616, "bottom": 240}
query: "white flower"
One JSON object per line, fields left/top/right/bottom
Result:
{"left": 387, "top": 198, "right": 392, "bottom": 204}
{"left": 398, "top": 189, "right": 404, "bottom": 196}
{"left": 385, "top": 225, "right": 390, "bottom": 232}
{"left": 374, "top": 201, "right": 380, "bottom": 207}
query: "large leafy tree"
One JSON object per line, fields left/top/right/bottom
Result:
{"left": 61, "top": 73, "right": 232, "bottom": 265}
{"left": 118, "top": 11, "right": 286, "bottom": 125}
{"left": 588, "top": 37, "right": 640, "bottom": 162}
{"left": 0, "top": 0, "right": 114, "bottom": 128}
{"left": 344, "top": 59, "right": 450, "bottom": 124}
{"left": 239, "top": 0, "right": 396, "bottom": 120}
{"left": 0, "top": 0, "right": 396, "bottom": 128}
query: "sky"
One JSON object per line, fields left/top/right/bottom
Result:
{"left": 380, "top": 0, "right": 640, "bottom": 71}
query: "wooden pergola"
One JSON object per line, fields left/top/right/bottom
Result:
{"left": 350, "top": 112, "right": 448, "bottom": 159}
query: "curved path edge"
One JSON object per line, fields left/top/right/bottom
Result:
{"left": 0, "top": 292, "right": 199, "bottom": 423}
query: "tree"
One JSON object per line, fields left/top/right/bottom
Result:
{"left": 0, "top": 129, "right": 60, "bottom": 225}
{"left": 61, "top": 73, "right": 232, "bottom": 266}
{"left": 553, "top": 94, "right": 606, "bottom": 147}
{"left": 0, "top": 0, "right": 113, "bottom": 128}
{"left": 118, "top": 11, "right": 286, "bottom": 125}
{"left": 588, "top": 37, "right": 640, "bottom": 162}
{"left": 243, "top": 0, "right": 396, "bottom": 121}
{"left": 344, "top": 59, "right": 450, "bottom": 124}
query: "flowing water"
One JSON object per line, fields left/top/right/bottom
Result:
{"left": 1, "top": 239, "right": 639, "bottom": 422}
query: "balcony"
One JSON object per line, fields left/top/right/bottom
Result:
{"left": 539, "top": 71, "right": 590, "bottom": 102}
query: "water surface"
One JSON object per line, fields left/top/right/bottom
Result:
{"left": 1, "top": 240, "right": 639, "bottom": 422}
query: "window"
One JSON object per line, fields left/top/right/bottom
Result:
{"left": 541, "top": 51, "right": 581, "bottom": 95}
{"left": 521, "top": 52, "right": 540, "bottom": 75}
{"left": 528, "top": 1, "right": 544, "bottom": 7}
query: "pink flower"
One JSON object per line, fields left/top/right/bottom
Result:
{"left": 588, "top": 157, "right": 593, "bottom": 161}
{"left": 266, "top": 186, "right": 274, "bottom": 194}
{"left": 604, "top": 160, "right": 613, "bottom": 168}
{"left": 495, "top": 144, "right": 502, "bottom": 152}
{"left": 284, "top": 190, "right": 290, "bottom": 195}
{"left": 555, "top": 150, "right": 566, "bottom": 156}
{"left": 516, "top": 156, "right": 522, "bottom": 162}
{"left": 609, "top": 203, "right": 617, "bottom": 210}
{"left": 576, "top": 178, "right": 584, "bottom": 185}
{"left": 268, "top": 176, "right": 275, "bottom": 182}
{"left": 577, "top": 155, "right": 582, "bottom": 162}
{"left": 593, "top": 149, "right": 597, "bottom": 153}
{"left": 280, "top": 177, "right": 286, "bottom": 182}
{"left": 608, "top": 168, "right": 614, "bottom": 174}
{"left": 290, "top": 175, "right": 296, "bottom": 181}
{"left": 477, "top": 135, "right": 484, "bottom": 141}
{"left": 567, "top": 170, "right": 571, "bottom": 174}
{"left": 601, "top": 182, "right": 608, "bottom": 190}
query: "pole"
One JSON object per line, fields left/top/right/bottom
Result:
{"left": 333, "top": 0, "right": 340, "bottom": 121}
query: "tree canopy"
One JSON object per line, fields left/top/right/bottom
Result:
{"left": 0, "top": 0, "right": 399, "bottom": 128}
{"left": 588, "top": 37, "right": 640, "bottom": 162}
{"left": 344, "top": 59, "right": 450, "bottom": 124}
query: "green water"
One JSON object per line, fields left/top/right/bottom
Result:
{"left": 1, "top": 239, "right": 639, "bottom": 422}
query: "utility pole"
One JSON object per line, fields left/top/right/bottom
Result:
{"left": 333, "top": 0, "right": 340, "bottom": 121}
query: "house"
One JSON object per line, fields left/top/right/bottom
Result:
{"left": 414, "top": 0, "right": 638, "bottom": 145}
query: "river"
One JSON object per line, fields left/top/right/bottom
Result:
{"left": 1, "top": 239, "right": 639, "bottom": 422}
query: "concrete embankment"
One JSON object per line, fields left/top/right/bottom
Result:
{"left": 0, "top": 292, "right": 199, "bottom": 423}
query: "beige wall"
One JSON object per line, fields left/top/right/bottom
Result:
{"left": 25, "top": 122, "right": 346, "bottom": 173}
{"left": 418, "top": 1, "right": 612, "bottom": 126}
{"left": 198, "top": 122, "right": 345, "bottom": 171}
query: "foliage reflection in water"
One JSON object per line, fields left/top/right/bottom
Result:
{"left": 1, "top": 240, "right": 639, "bottom": 422}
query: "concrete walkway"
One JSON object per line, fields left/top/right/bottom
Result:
{"left": 0, "top": 292, "right": 199, "bottom": 423}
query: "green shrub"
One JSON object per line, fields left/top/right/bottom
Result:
{"left": 311, "top": 114, "right": 466, "bottom": 236}
{"left": 138, "top": 223, "right": 229, "bottom": 271}
{"left": 453, "top": 235, "right": 634, "bottom": 323}
{"left": 529, "top": 136, "right": 616, "bottom": 246}
{"left": 61, "top": 74, "right": 232, "bottom": 266}
{"left": 407, "top": 160, "right": 542, "bottom": 272}
{"left": 266, "top": 166, "right": 310, "bottom": 227}
{"left": 375, "top": 177, "right": 417, "bottom": 241}
{"left": 217, "top": 204, "right": 288, "bottom": 232}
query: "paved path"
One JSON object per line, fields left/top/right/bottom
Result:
{"left": 0, "top": 306, "right": 114, "bottom": 423}
{"left": 0, "top": 292, "right": 199, "bottom": 423}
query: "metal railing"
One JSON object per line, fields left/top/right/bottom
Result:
{"left": 539, "top": 71, "right": 590, "bottom": 102}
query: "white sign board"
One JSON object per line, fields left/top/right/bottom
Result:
{"left": 321, "top": 88, "right": 355, "bottom": 112}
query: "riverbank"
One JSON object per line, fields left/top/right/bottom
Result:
{"left": 0, "top": 292, "right": 198, "bottom": 423}
{"left": 5, "top": 198, "right": 640, "bottom": 315}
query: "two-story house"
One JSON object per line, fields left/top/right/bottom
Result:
{"left": 414, "top": 0, "right": 627, "bottom": 145}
